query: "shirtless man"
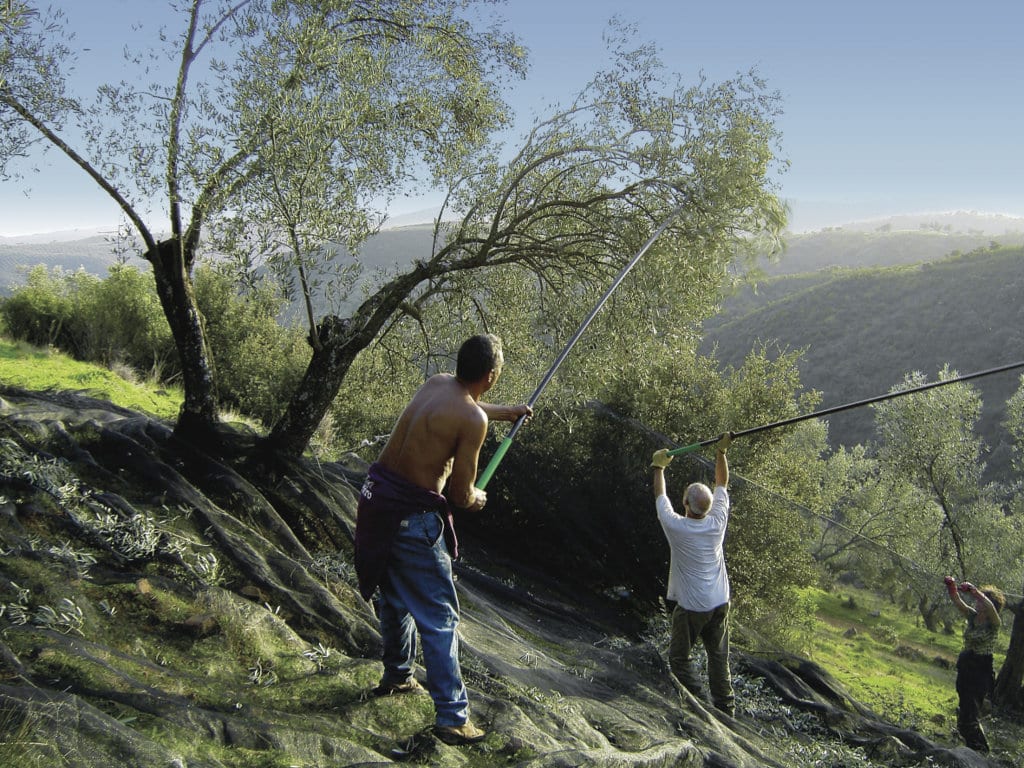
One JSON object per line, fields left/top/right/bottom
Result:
{"left": 354, "top": 334, "right": 531, "bottom": 745}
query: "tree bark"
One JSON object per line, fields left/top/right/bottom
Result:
{"left": 994, "top": 582, "right": 1024, "bottom": 711}
{"left": 146, "top": 237, "right": 219, "bottom": 438}
{"left": 263, "top": 316, "right": 362, "bottom": 458}
{"left": 918, "top": 595, "right": 940, "bottom": 633}
{"left": 264, "top": 264, "right": 429, "bottom": 459}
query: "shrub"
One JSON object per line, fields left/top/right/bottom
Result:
{"left": 74, "top": 264, "right": 177, "bottom": 376}
{"left": 0, "top": 264, "right": 175, "bottom": 378}
{"left": 1, "top": 263, "right": 311, "bottom": 428}
{"left": 870, "top": 623, "right": 899, "bottom": 646}
{"left": 0, "top": 265, "right": 76, "bottom": 349}
{"left": 193, "top": 266, "right": 309, "bottom": 426}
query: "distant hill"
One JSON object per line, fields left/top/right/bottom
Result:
{"left": 832, "top": 210, "right": 1024, "bottom": 236}
{"left": 4, "top": 211, "right": 1021, "bottom": 290}
{"left": 0, "top": 225, "right": 438, "bottom": 300}
{"left": 702, "top": 245, "right": 1024, "bottom": 480}
{"left": 0, "top": 235, "right": 122, "bottom": 291}
{"left": 766, "top": 213, "right": 1024, "bottom": 276}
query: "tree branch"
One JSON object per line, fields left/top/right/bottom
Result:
{"left": 0, "top": 88, "right": 155, "bottom": 253}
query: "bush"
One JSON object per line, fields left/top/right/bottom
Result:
{"left": 0, "top": 265, "right": 76, "bottom": 349}
{"left": 0, "top": 263, "right": 310, "bottom": 428}
{"left": 193, "top": 266, "right": 309, "bottom": 426}
{"left": 870, "top": 623, "right": 899, "bottom": 646}
{"left": 74, "top": 265, "right": 177, "bottom": 376}
{"left": 0, "top": 264, "right": 176, "bottom": 377}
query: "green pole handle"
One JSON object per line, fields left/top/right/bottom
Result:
{"left": 477, "top": 436, "right": 513, "bottom": 490}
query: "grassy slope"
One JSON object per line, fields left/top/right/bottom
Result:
{"left": 0, "top": 338, "right": 182, "bottom": 420}
{"left": 804, "top": 586, "right": 1009, "bottom": 742}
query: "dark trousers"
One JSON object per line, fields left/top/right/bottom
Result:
{"left": 955, "top": 650, "right": 993, "bottom": 753}
{"left": 669, "top": 601, "right": 734, "bottom": 714}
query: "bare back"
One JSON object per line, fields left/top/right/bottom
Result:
{"left": 377, "top": 374, "right": 488, "bottom": 508}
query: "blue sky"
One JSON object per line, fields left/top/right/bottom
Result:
{"left": 3, "top": 0, "right": 1023, "bottom": 237}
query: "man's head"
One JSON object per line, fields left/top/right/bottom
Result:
{"left": 456, "top": 334, "right": 504, "bottom": 390}
{"left": 682, "top": 482, "right": 713, "bottom": 518}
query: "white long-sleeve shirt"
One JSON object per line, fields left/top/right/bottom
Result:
{"left": 656, "top": 486, "right": 730, "bottom": 612}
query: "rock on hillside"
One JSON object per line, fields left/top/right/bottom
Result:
{"left": 0, "top": 387, "right": 1003, "bottom": 767}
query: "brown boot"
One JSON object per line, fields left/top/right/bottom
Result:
{"left": 433, "top": 721, "right": 486, "bottom": 745}
{"left": 372, "top": 678, "right": 425, "bottom": 696}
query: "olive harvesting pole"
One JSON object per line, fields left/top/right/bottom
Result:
{"left": 667, "top": 360, "right": 1024, "bottom": 456}
{"left": 477, "top": 203, "right": 689, "bottom": 489}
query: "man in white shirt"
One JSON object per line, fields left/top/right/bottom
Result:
{"left": 651, "top": 433, "right": 734, "bottom": 717}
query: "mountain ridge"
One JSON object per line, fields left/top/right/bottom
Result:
{"left": 3, "top": 211, "right": 1022, "bottom": 285}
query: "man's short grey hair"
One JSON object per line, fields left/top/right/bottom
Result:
{"left": 685, "top": 482, "right": 713, "bottom": 517}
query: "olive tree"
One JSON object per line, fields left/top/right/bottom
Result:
{"left": 205, "top": 20, "right": 785, "bottom": 456}
{"left": 1, "top": 0, "right": 525, "bottom": 441}
{"left": 993, "top": 376, "right": 1024, "bottom": 710}
{"left": 261, "top": 19, "right": 788, "bottom": 455}
{"left": 872, "top": 367, "right": 1024, "bottom": 635}
{"left": 809, "top": 443, "right": 957, "bottom": 627}
{"left": 873, "top": 368, "right": 991, "bottom": 575}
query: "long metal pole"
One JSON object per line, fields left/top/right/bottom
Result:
{"left": 667, "top": 359, "right": 1024, "bottom": 456}
{"left": 477, "top": 203, "right": 688, "bottom": 488}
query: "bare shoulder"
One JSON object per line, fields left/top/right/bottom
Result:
{"left": 458, "top": 394, "right": 488, "bottom": 429}
{"left": 421, "top": 372, "right": 456, "bottom": 391}
{"left": 422, "top": 374, "right": 486, "bottom": 427}
{"left": 414, "top": 373, "right": 461, "bottom": 405}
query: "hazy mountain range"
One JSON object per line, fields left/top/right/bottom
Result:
{"left": 3, "top": 210, "right": 1022, "bottom": 283}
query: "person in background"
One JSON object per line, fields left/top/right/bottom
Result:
{"left": 650, "top": 432, "right": 735, "bottom": 717}
{"left": 354, "top": 334, "right": 531, "bottom": 746}
{"left": 944, "top": 576, "right": 1004, "bottom": 754}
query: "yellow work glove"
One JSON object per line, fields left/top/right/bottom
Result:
{"left": 716, "top": 432, "right": 733, "bottom": 454}
{"left": 650, "top": 448, "right": 673, "bottom": 469}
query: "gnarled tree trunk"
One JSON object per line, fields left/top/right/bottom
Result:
{"left": 265, "top": 265, "right": 429, "bottom": 458}
{"left": 146, "top": 237, "right": 219, "bottom": 438}
{"left": 264, "top": 316, "right": 363, "bottom": 458}
{"left": 994, "top": 580, "right": 1024, "bottom": 711}
{"left": 918, "top": 595, "right": 941, "bottom": 633}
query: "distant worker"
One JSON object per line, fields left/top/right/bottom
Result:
{"left": 354, "top": 334, "right": 531, "bottom": 746}
{"left": 943, "top": 576, "right": 1004, "bottom": 754}
{"left": 650, "top": 432, "right": 735, "bottom": 717}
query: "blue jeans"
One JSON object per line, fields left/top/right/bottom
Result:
{"left": 376, "top": 510, "right": 469, "bottom": 727}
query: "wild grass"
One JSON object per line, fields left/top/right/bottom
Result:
{"left": 802, "top": 585, "right": 1015, "bottom": 747}
{"left": 0, "top": 337, "right": 182, "bottom": 419}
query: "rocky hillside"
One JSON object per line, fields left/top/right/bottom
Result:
{"left": 0, "top": 387, "right": 1008, "bottom": 767}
